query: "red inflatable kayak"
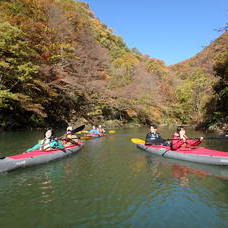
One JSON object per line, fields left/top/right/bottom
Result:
{"left": 136, "top": 144, "right": 228, "bottom": 166}
{"left": 0, "top": 142, "right": 84, "bottom": 173}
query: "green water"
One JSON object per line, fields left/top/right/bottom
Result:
{"left": 0, "top": 127, "right": 228, "bottom": 227}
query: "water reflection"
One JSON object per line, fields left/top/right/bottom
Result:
{"left": 39, "top": 176, "right": 54, "bottom": 204}
{"left": 145, "top": 153, "right": 228, "bottom": 182}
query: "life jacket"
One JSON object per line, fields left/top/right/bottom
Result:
{"left": 145, "top": 132, "right": 163, "bottom": 145}
{"left": 62, "top": 133, "right": 78, "bottom": 145}
{"left": 40, "top": 138, "right": 52, "bottom": 150}
{"left": 89, "top": 129, "right": 101, "bottom": 135}
{"left": 171, "top": 133, "right": 201, "bottom": 150}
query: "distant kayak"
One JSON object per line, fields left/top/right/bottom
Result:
{"left": 0, "top": 142, "right": 84, "bottom": 173}
{"left": 136, "top": 144, "right": 228, "bottom": 166}
{"left": 87, "top": 133, "right": 103, "bottom": 137}
{"left": 80, "top": 133, "right": 105, "bottom": 140}
{"left": 79, "top": 130, "right": 116, "bottom": 140}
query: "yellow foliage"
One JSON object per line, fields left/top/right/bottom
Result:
{"left": 146, "top": 58, "right": 168, "bottom": 76}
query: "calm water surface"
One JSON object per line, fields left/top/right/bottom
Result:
{"left": 0, "top": 127, "right": 228, "bottom": 227}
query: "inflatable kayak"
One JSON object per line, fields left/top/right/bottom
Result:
{"left": 87, "top": 133, "right": 103, "bottom": 137}
{"left": 80, "top": 133, "right": 104, "bottom": 140}
{"left": 137, "top": 144, "right": 228, "bottom": 166}
{"left": 0, "top": 142, "right": 84, "bottom": 173}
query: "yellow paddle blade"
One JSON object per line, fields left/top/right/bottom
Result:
{"left": 131, "top": 138, "right": 145, "bottom": 144}
{"left": 76, "top": 130, "right": 89, "bottom": 134}
{"left": 82, "top": 130, "right": 89, "bottom": 133}
{"left": 80, "top": 136, "right": 93, "bottom": 140}
{"left": 108, "top": 130, "right": 116, "bottom": 134}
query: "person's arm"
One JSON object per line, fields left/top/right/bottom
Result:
{"left": 72, "top": 135, "right": 79, "bottom": 143}
{"left": 26, "top": 143, "right": 41, "bottom": 152}
{"left": 145, "top": 133, "right": 150, "bottom": 144}
{"left": 50, "top": 140, "right": 64, "bottom": 149}
{"left": 187, "top": 138, "right": 202, "bottom": 147}
{"left": 57, "top": 140, "right": 64, "bottom": 149}
{"left": 65, "top": 135, "right": 79, "bottom": 144}
{"left": 156, "top": 134, "right": 169, "bottom": 146}
{"left": 171, "top": 135, "right": 184, "bottom": 150}
{"left": 157, "top": 134, "right": 165, "bottom": 143}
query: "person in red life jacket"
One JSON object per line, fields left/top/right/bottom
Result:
{"left": 171, "top": 126, "right": 203, "bottom": 150}
{"left": 145, "top": 124, "right": 169, "bottom": 146}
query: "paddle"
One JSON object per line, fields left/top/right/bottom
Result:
{"left": 76, "top": 130, "right": 89, "bottom": 134}
{"left": 187, "top": 135, "right": 228, "bottom": 140}
{"left": 79, "top": 136, "right": 93, "bottom": 140}
{"left": 131, "top": 138, "right": 145, "bottom": 144}
{"left": 131, "top": 135, "right": 228, "bottom": 145}
{"left": 77, "top": 130, "right": 116, "bottom": 134}
{"left": 108, "top": 130, "right": 116, "bottom": 134}
{"left": 70, "top": 125, "right": 85, "bottom": 135}
{"left": 163, "top": 136, "right": 228, "bottom": 140}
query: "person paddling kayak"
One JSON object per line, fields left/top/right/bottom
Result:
{"left": 62, "top": 126, "right": 79, "bottom": 146}
{"left": 89, "top": 126, "right": 100, "bottom": 135}
{"left": 27, "top": 129, "right": 64, "bottom": 152}
{"left": 145, "top": 124, "right": 169, "bottom": 146}
{"left": 171, "top": 126, "right": 203, "bottom": 150}
{"left": 97, "top": 125, "right": 105, "bottom": 134}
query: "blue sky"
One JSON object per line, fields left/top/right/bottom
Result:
{"left": 81, "top": 0, "right": 227, "bottom": 65}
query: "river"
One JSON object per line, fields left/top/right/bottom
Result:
{"left": 0, "top": 127, "right": 228, "bottom": 227}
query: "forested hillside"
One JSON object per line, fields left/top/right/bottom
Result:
{"left": 169, "top": 32, "right": 228, "bottom": 132}
{"left": 0, "top": 0, "right": 227, "bottom": 132}
{"left": 0, "top": 0, "right": 173, "bottom": 129}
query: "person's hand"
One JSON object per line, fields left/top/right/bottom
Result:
{"left": 179, "top": 132, "right": 186, "bottom": 141}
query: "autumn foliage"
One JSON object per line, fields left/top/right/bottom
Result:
{"left": 0, "top": 0, "right": 227, "bottom": 131}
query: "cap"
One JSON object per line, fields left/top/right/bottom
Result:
{"left": 67, "top": 126, "right": 73, "bottom": 131}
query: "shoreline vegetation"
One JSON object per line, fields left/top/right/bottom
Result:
{"left": 0, "top": 121, "right": 226, "bottom": 136}
{"left": 0, "top": 0, "right": 227, "bottom": 133}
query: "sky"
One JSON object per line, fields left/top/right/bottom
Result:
{"left": 81, "top": 0, "right": 227, "bottom": 65}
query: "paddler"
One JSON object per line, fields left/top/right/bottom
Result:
{"left": 88, "top": 125, "right": 100, "bottom": 135}
{"left": 62, "top": 126, "right": 79, "bottom": 146}
{"left": 97, "top": 125, "right": 105, "bottom": 134}
{"left": 171, "top": 126, "right": 203, "bottom": 150}
{"left": 27, "top": 129, "right": 64, "bottom": 152}
{"left": 145, "top": 124, "right": 169, "bottom": 146}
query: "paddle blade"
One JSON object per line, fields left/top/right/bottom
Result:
{"left": 76, "top": 130, "right": 88, "bottom": 134}
{"left": 82, "top": 130, "right": 88, "bottom": 133}
{"left": 131, "top": 138, "right": 145, "bottom": 144}
{"left": 72, "top": 125, "right": 85, "bottom": 134}
{"left": 80, "top": 136, "right": 93, "bottom": 140}
{"left": 108, "top": 130, "right": 116, "bottom": 134}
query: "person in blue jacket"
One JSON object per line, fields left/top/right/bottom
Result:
{"left": 27, "top": 129, "right": 64, "bottom": 152}
{"left": 89, "top": 126, "right": 100, "bottom": 134}
{"left": 145, "top": 124, "right": 169, "bottom": 146}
